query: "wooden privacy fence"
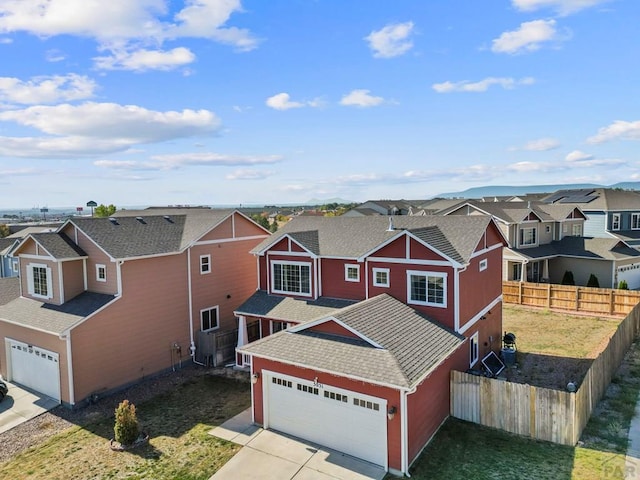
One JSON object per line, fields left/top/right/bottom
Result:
{"left": 503, "top": 281, "right": 640, "bottom": 316}
{"left": 451, "top": 302, "right": 640, "bottom": 446}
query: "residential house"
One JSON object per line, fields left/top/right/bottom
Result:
{"left": 0, "top": 209, "right": 269, "bottom": 407}
{"left": 235, "top": 215, "right": 506, "bottom": 476}
{"left": 0, "top": 226, "right": 58, "bottom": 278}
{"left": 441, "top": 199, "right": 640, "bottom": 288}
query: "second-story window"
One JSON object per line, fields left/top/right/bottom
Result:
{"left": 519, "top": 227, "right": 537, "bottom": 246}
{"left": 27, "top": 263, "right": 52, "bottom": 299}
{"left": 612, "top": 214, "right": 621, "bottom": 231}
{"left": 96, "top": 264, "right": 107, "bottom": 282}
{"left": 345, "top": 264, "right": 360, "bottom": 282}
{"left": 200, "top": 255, "right": 211, "bottom": 274}
{"left": 373, "top": 268, "right": 390, "bottom": 287}
{"left": 272, "top": 261, "right": 311, "bottom": 296}
{"left": 633, "top": 214, "right": 640, "bottom": 230}
{"left": 407, "top": 271, "right": 447, "bottom": 307}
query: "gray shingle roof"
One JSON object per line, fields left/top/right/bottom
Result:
{"left": 512, "top": 236, "right": 640, "bottom": 261}
{"left": 235, "top": 290, "right": 356, "bottom": 322}
{"left": 239, "top": 294, "right": 464, "bottom": 388}
{"left": 0, "top": 277, "right": 20, "bottom": 306}
{"left": 543, "top": 188, "right": 640, "bottom": 211}
{"left": 0, "top": 292, "right": 116, "bottom": 334}
{"left": 252, "top": 215, "right": 494, "bottom": 265}
{"left": 30, "top": 232, "right": 87, "bottom": 259}
{"left": 71, "top": 208, "right": 239, "bottom": 259}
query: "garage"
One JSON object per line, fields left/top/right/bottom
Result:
{"left": 8, "top": 339, "right": 61, "bottom": 402}
{"left": 264, "top": 371, "right": 387, "bottom": 468}
{"left": 617, "top": 263, "right": 640, "bottom": 289}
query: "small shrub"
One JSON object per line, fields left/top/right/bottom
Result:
{"left": 561, "top": 270, "right": 575, "bottom": 285}
{"left": 618, "top": 279, "right": 629, "bottom": 290}
{"left": 114, "top": 400, "right": 139, "bottom": 446}
{"left": 587, "top": 274, "right": 600, "bottom": 288}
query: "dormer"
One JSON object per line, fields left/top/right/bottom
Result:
{"left": 13, "top": 232, "right": 87, "bottom": 305}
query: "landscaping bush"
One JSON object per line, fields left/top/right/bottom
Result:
{"left": 114, "top": 399, "right": 140, "bottom": 446}
{"left": 561, "top": 270, "right": 575, "bottom": 285}
{"left": 587, "top": 274, "right": 600, "bottom": 288}
{"left": 619, "top": 279, "right": 629, "bottom": 290}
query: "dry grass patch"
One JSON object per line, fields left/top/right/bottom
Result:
{"left": 0, "top": 375, "right": 250, "bottom": 480}
{"left": 502, "top": 305, "right": 622, "bottom": 389}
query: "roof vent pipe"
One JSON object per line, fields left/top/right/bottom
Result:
{"left": 387, "top": 217, "right": 394, "bottom": 232}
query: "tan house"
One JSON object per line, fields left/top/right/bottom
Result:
{"left": 0, "top": 208, "right": 269, "bottom": 407}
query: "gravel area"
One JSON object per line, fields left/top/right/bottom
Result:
{"left": 0, "top": 364, "right": 246, "bottom": 464}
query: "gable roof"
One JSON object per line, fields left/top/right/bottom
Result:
{"left": 28, "top": 232, "right": 87, "bottom": 259}
{"left": 252, "top": 215, "right": 498, "bottom": 265}
{"left": 543, "top": 188, "right": 640, "bottom": 211}
{"left": 238, "top": 294, "right": 465, "bottom": 389}
{"left": 511, "top": 236, "right": 640, "bottom": 261}
{"left": 235, "top": 290, "right": 357, "bottom": 322}
{"left": 67, "top": 208, "right": 255, "bottom": 260}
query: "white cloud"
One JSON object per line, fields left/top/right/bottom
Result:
{"left": 0, "top": 102, "right": 220, "bottom": 157}
{"left": 340, "top": 89, "right": 384, "bottom": 108}
{"left": 226, "top": 169, "right": 276, "bottom": 180}
{"left": 512, "top": 0, "right": 610, "bottom": 15}
{"left": 365, "top": 21, "right": 414, "bottom": 58}
{"left": 0, "top": 1, "right": 259, "bottom": 71}
{"left": 93, "top": 47, "right": 195, "bottom": 71}
{"left": 492, "top": 19, "right": 560, "bottom": 54}
{"left": 148, "top": 152, "right": 283, "bottom": 169}
{"left": 519, "top": 138, "right": 561, "bottom": 151}
{"left": 266, "top": 93, "right": 305, "bottom": 110}
{"left": 45, "top": 49, "right": 66, "bottom": 62}
{"left": 587, "top": 120, "right": 640, "bottom": 143}
{"left": 432, "top": 77, "right": 535, "bottom": 93}
{"left": 565, "top": 150, "right": 593, "bottom": 162}
{"left": 0, "top": 74, "right": 96, "bottom": 105}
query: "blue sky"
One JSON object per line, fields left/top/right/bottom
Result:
{"left": 0, "top": 0, "right": 638, "bottom": 209}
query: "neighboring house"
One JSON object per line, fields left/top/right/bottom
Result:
{"left": 441, "top": 199, "right": 640, "bottom": 288}
{"left": 0, "top": 226, "right": 57, "bottom": 278}
{"left": 235, "top": 215, "right": 506, "bottom": 476}
{"left": 342, "top": 199, "right": 418, "bottom": 217}
{"left": 0, "top": 209, "right": 269, "bottom": 407}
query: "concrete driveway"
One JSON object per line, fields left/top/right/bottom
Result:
{"left": 0, "top": 381, "right": 59, "bottom": 434}
{"left": 209, "top": 409, "right": 386, "bottom": 480}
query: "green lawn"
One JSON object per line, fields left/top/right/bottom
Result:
{"left": 0, "top": 375, "right": 251, "bottom": 480}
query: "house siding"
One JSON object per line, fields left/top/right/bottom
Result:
{"left": 20, "top": 257, "right": 62, "bottom": 305}
{"left": 307, "top": 320, "right": 360, "bottom": 339}
{"left": 407, "top": 343, "right": 468, "bottom": 465}
{"left": 583, "top": 211, "right": 607, "bottom": 238}
{"left": 62, "top": 260, "right": 85, "bottom": 302}
{"left": 320, "top": 258, "right": 366, "bottom": 300}
{"left": 0, "top": 325, "right": 69, "bottom": 404}
{"left": 550, "top": 257, "right": 613, "bottom": 287}
{"left": 251, "top": 357, "right": 403, "bottom": 471}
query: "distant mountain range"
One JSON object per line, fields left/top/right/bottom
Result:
{"left": 436, "top": 182, "right": 640, "bottom": 199}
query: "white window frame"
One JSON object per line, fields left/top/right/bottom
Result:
{"left": 200, "top": 305, "right": 219, "bottom": 332}
{"left": 572, "top": 224, "right": 582, "bottom": 236}
{"left": 26, "top": 263, "right": 53, "bottom": 300}
{"left": 200, "top": 254, "right": 211, "bottom": 274}
{"left": 344, "top": 264, "right": 360, "bottom": 282}
{"left": 373, "top": 267, "right": 390, "bottom": 287}
{"left": 612, "top": 213, "right": 621, "bottom": 231}
{"left": 271, "top": 260, "right": 312, "bottom": 297}
{"left": 469, "top": 332, "right": 479, "bottom": 367}
{"left": 479, "top": 259, "right": 488, "bottom": 272}
{"left": 96, "top": 264, "right": 107, "bottom": 282}
{"left": 545, "top": 225, "right": 551, "bottom": 233}
{"left": 519, "top": 226, "right": 537, "bottom": 246}
{"left": 11, "top": 258, "right": 18, "bottom": 273}
{"left": 270, "top": 320, "right": 288, "bottom": 334}
{"left": 406, "top": 270, "right": 447, "bottom": 308}
{"left": 632, "top": 213, "right": 640, "bottom": 230}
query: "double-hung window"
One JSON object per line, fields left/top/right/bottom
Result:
{"left": 96, "top": 264, "right": 107, "bottom": 282}
{"left": 612, "top": 214, "right": 621, "bottom": 231}
{"left": 201, "top": 306, "right": 219, "bottom": 331}
{"left": 200, "top": 255, "right": 211, "bottom": 274}
{"left": 632, "top": 214, "right": 640, "bottom": 230}
{"left": 407, "top": 270, "right": 447, "bottom": 307}
{"left": 373, "top": 268, "right": 390, "bottom": 287}
{"left": 344, "top": 264, "right": 360, "bottom": 282}
{"left": 272, "top": 261, "right": 312, "bottom": 296}
{"left": 519, "top": 227, "right": 537, "bottom": 246}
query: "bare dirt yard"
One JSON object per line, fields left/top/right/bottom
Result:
{"left": 501, "top": 304, "right": 623, "bottom": 390}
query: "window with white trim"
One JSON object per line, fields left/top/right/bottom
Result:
{"left": 96, "top": 264, "right": 107, "bottom": 282}
{"left": 11, "top": 258, "right": 18, "bottom": 273}
{"left": 271, "top": 320, "right": 287, "bottom": 334}
{"left": 572, "top": 224, "right": 582, "bottom": 236}
{"left": 479, "top": 259, "right": 488, "bottom": 271}
{"left": 200, "top": 306, "right": 219, "bottom": 331}
{"left": 373, "top": 268, "right": 390, "bottom": 287}
{"left": 519, "top": 227, "right": 537, "bottom": 246}
{"left": 545, "top": 225, "right": 551, "bottom": 233}
{"left": 200, "top": 254, "right": 211, "bottom": 274}
{"left": 470, "top": 332, "right": 479, "bottom": 367}
{"left": 633, "top": 213, "right": 640, "bottom": 230}
{"left": 271, "top": 261, "right": 311, "bottom": 296}
{"left": 27, "top": 263, "right": 53, "bottom": 299}
{"left": 344, "top": 264, "right": 360, "bottom": 282}
{"left": 407, "top": 271, "right": 447, "bottom": 307}
{"left": 612, "top": 213, "right": 621, "bottom": 231}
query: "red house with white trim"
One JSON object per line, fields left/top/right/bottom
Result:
{"left": 236, "top": 215, "right": 506, "bottom": 476}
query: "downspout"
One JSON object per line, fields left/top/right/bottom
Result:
{"left": 402, "top": 385, "right": 417, "bottom": 476}
{"left": 187, "top": 247, "right": 205, "bottom": 365}
{"left": 454, "top": 265, "right": 467, "bottom": 333}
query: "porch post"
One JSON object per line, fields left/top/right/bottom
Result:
{"left": 542, "top": 259, "right": 549, "bottom": 282}
{"left": 236, "top": 315, "right": 248, "bottom": 367}
{"left": 521, "top": 261, "right": 526, "bottom": 282}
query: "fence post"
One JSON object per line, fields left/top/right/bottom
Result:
{"left": 575, "top": 287, "right": 580, "bottom": 312}
{"left": 529, "top": 385, "right": 536, "bottom": 439}
{"left": 610, "top": 290, "right": 614, "bottom": 315}
{"left": 547, "top": 283, "right": 551, "bottom": 309}
{"left": 519, "top": 281, "right": 523, "bottom": 305}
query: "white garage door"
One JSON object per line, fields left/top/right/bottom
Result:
{"left": 617, "top": 264, "right": 640, "bottom": 290}
{"left": 265, "top": 372, "right": 387, "bottom": 468}
{"left": 9, "top": 340, "right": 61, "bottom": 402}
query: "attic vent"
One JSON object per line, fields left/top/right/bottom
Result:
{"left": 163, "top": 215, "right": 174, "bottom": 223}
{"left": 135, "top": 216, "right": 146, "bottom": 224}
{"left": 108, "top": 217, "right": 119, "bottom": 225}
{"left": 387, "top": 217, "right": 395, "bottom": 232}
